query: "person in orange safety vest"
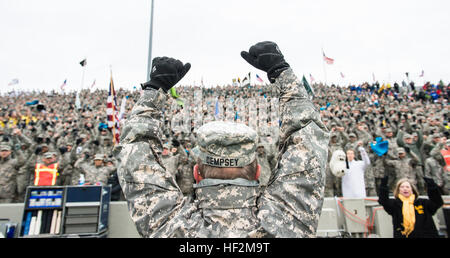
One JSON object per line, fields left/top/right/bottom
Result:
{"left": 33, "top": 152, "right": 63, "bottom": 186}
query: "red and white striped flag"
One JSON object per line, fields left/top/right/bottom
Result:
{"left": 323, "top": 51, "right": 334, "bottom": 65}
{"left": 256, "top": 74, "right": 264, "bottom": 83}
{"left": 60, "top": 79, "right": 67, "bottom": 90}
{"left": 107, "top": 75, "right": 120, "bottom": 144}
{"left": 309, "top": 73, "right": 315, "bottom": 82}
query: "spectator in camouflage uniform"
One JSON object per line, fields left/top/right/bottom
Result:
{"left": 75, "top": 153, "right": 113, "bottom": 185}
{"left": 115, "top": 42, "right": 329, "bottom": 237}
{"left": 424, "top": 139, "right": 448, "bottom": 195}
{"left": 385, "top": 147, "right": 420, "bottom": 186}
{"left": 397, "top": 130, "right": 426, "bottom": 194}
{"left": 0, "top": 144, "right": 25, "bottom": 202}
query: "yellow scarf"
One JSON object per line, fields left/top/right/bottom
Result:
{"left": 398, "top": 194, "right": 416, "bottom": 237}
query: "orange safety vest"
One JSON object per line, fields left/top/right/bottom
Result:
{"left": 34, "top": 163, "right": 59, "bottom": 186}
{"left": 441, "top": 149, "right": 450, "bottom": 172}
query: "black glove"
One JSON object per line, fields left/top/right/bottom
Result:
{"left": 241, "top": 41, "right": 290, "bottom": 83}
{"left": 404, "top": 147, "right": 410, "bottom": 153}
{"left": 172, "top": 139, "right": 180, "bottom": 148}
{"left": 93, "top": 140, "right": 100, "bottom": 146}
{"left": 423, "top": 177, "right": 437, "bottom": 187}
{"left": 35, "top": 146, "right": 42, "bottom": 155}
{"left": 59, "top": 146, "right": 68, "bottom": 155}
{"left": 141, "top": 57, "right": 191, "bottom": 93}
{"left": 380, "top": 176, "right": 389, "bottom": 187}
{"left": 76, "top": 138, "right": 83, "bottom": 145}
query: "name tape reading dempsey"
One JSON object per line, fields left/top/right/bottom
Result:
{"left": 205, "top": 156, "right": 239, "bottom": 167}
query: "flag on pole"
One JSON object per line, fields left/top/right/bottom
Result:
{"left": 256, "top": 74, "right": 264, "bottom": 83}
{"left": 107, "top": 74, "right": 120, "bottom": 144}
{"left": 79, "top": 59, "right": 87, "bottom": 67}
{"left": 90, "top": 79, "right": 96, "bottom": 88}
{"left": 419, "top": 70, "right": 424, "bottom": 77}
{"left": 8, "top": 79, "right": 19, "bottom": 86}
{"left": 340, "top": 72, "right": 345, "bottom": 78}
{"left": 309, "top": 74, "right": 315, "bottom": 82}
{"left": 322, "top": 51, "right": 334, "bottom": 65}
{"left": 302, "top": 75, "right": 315, "bottom": 99}
{"left": 372, "top": 73, "right": 376, "bottom": 82}
{"left": 60, "top": 79, "right": 67, "bottom": 90}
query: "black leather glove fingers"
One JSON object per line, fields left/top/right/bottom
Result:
{"left": 241, "top": 41, "right": 290, "bottom": 83}
{"left": 142, "top": 57, "right": 191, "bottom": 93}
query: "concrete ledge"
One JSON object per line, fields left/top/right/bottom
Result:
{"left": 1, "top": 196, "right": 448, "bottom": 238}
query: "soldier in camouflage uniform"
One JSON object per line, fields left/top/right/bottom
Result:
{"left": 115, "top": 42, "right": 329, "bottom": 237}
{"left": 397, "top": 130, "right": 426, "bottom": 194}
{"left": 424, "top": 140, "right": 448, "bottom": 195}
{"left": 0, "top": 144, "right": 25, "bottom": 203}
{"left": 74, "top": 153, "right": 113, "bottom": 185}
{"left": 58, "top": 140, "right": 78, "bottom": 185}
{"left": 385, "top": 147, "right": 420, "bottom": 185}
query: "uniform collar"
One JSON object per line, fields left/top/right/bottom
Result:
{"left": 194, "top": 178, "right": 259, "bottom": 209}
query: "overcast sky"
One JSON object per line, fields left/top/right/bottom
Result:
{"left": 1, "top": 0, "right": 449, "bottom": 93}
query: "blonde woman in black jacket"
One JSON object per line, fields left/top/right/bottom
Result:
{"left": 378, "top": 176, "right": 443, "bottom": 238}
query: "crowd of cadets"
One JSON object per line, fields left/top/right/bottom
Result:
{"left": 0, "top": 79, "right": 449, "bottom": 203}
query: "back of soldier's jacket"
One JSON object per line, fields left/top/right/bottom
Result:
{"left": 115, "top": 68, "right": 329, "bottom": 238}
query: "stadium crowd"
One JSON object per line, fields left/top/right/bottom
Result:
{"left": 0, "top": 79, "right": 449, "bottom": 203}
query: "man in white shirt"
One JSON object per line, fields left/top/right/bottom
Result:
{"left": 342, "top": 142, "right": 371, "bottom": 198}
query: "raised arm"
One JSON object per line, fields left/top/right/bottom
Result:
{"left": 423, "top": 177, "right": 444, "bottom": 215}
{"left": 115, "top": 57, "right": 191, "bottom": 237}
{"left": 359, "top": 146, "right": 371, "bottom": 169}
{"left": 241, "top": 41, "right": 330, "bottom": 237}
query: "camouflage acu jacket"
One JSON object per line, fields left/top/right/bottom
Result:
{"left": 115, "top": 68, "right": 330, "bottom": 238}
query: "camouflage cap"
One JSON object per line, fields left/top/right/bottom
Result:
{"left": 348, "top": 133, "right": 357, "bottom": 138}
{"left": 194, "top": 121, "right": 257, "bottom": 168}
{"left": 384, "top": 128, "right": 393, "bottom": 133}
{"left": 431, "top": 133, "right": 441, "bottom": 138}
{"left": 0, "top": 144, "right": 11, "bottom": 151}
{"left": 93, "top": 154, "right": 105, "bottom": 160}
{"left": 403, "top": 133, "right": 412, "bottom": 139}
{"left": 43, "top": 152, "right": 56, "bottom": 159}
{"left": 397, "top": 147, "right": 406, "bottom": 154}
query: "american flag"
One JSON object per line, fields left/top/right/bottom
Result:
{"left": 60, "top": 79, "right": 67, "bottom": 90}
{"left": 107, "top": 75, "right": 120, "bottom": 144}
{"left": 309, "top": 73, "right": 315, "bottom": 82}
{"left": 256, "top": 74, "right": 264, "bottom": 83}
{"left": 323, "top": 51, "right": 334, "bottom": 65}
{"left": 8, "top": 78, "right": 19, "bottom": 86}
